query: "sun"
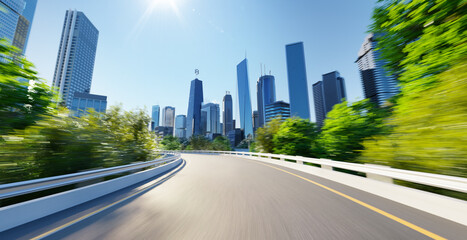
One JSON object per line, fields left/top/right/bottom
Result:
{"left": 146, "top": 0, "right": 179, "bottom": 10}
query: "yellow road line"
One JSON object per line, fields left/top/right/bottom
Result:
{"left": 254, "top": 161, "right": 447, "bottom": 240}
{"left": 31, "top": 160, "right": 185, "bottom": 240}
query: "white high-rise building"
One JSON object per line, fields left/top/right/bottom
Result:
{"left": 162, "top": 106, "right": 175, "bottom": 127}
{"left": 151, "top": 105, "right": 160, "bottom": 131}
{"left": 175, "top": 115, "right": 187, "bottom": 138}
{"left": 356, "top": 33, "right": 399, "bottom": 106}
{"left": 202, "top": 103, "right": 221, "bottom": 135}
{"left": 52, "top": 10, "right": 99, "bottom": 108}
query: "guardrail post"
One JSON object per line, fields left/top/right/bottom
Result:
{"left": 321, "top": 165, "right": 333, "bottom": 170}
{"left": 296, "top": 158, "right": 303, "bottom": 165}
{"left": 365, "top": 164, "right": 393, "bottom": 184}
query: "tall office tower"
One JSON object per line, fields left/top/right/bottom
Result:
{"left": 0, "top": 0, "right": 24, "bottom": 45}
{"left": 175, "top": 115, "right": 187, "bottom": 138}
{"left": 52, "top": 10, "right": 99, "bottom": 109}
{"left": 151, "top": 105, "right": 160, "bottom": 131}
{"left": 202, "top": 103, "right": 221, "bottom": 135}
{"left": 11, "top": 0, "right": 37, "bottom": 54}
{"left": 222, "top": 92, "right": 233, "bottom": 136}
{"left": 265, "top": 101, "right": 290, "bottom": 124}
{"left": 236, "top": 58, "right": 254, "bottom": 138}
{"left": 313, "top": 71, "right": 347, "bottom": 127}
{"left": 70, "top": 92, "right": 107, "bottom": 117}
{"left": 186, "top": 78, "right": 204, "bottom": 138}
{"left": 162, "top": 106, "right": 175, "bottom": 127}
{"left": 286, "top": 42, "right": 311, "bottom": 120}
{"left": 200, "top": 110, "right": 207, "bottom": 135}
{"left": 312, "top": 81, "right": 325, "bottom": 128}
{"left": 356, "top": 33, "right": 399, "bottom": 106}
{"left": 18, "top": 0, "right": 37, "bottom": 53}
{"left": 257, "top": 75, "right": 276, "bottom": 127}
{"left": 252, "top": 110, "right": 259, "bottom": 134}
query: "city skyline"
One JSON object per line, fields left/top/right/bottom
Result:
{"left": 24, "top": 0, "right": 375, "bottom": 124}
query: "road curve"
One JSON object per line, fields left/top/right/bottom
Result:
{"left": 5, "top": 154, "right": 467, "bottom": 239}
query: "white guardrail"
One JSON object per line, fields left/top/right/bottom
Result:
{"left": 0, "top": 153, "right": 182, "bottom": 232}
{"left": 166, "top": 150, "right": 467, "bottom": 194}
{"left": 0, "top": 153, "right": 180, "bottom": 200}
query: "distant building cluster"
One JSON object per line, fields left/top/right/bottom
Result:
{"left": 150, "top": 36, "right": 398, "bottom": 148}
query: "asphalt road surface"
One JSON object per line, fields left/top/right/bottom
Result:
{"left": 3, "top": 154, "right": 467, "bottom": 239}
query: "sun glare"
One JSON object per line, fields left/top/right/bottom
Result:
{"left": 128, "top": 0, "right": 183, "bottom": 42}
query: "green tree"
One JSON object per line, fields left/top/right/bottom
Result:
{"left": 360, "top": 0, "right": 467, "bottom": 179}
{"left": 161, "top": 135, "right": 182, "bottom": 150}
{"left": 186, "top": 135, "right": 212, "bottom": 150}
{"left": 104, "top": 106, "right": 157, "bottom": 165}
{"left": 0, "top": 106, "right": 158, "bottom": 183}
{"left": 371, "top": 0, "right": 465, "bottom": 97}
{"left": 212, "top": 136, "right": 231, "bottom": 151}
{"left": 319, "top": 100, "right": 391, "bottom": 162}
{"left": 0, "top": 39, "right": 55, "bottom": 135}
{"left": 361, "top": 61, "right": 467, "bottom": 177}
{"left": 254, "top": 118, "right": 282, "bottom": 153}
{"left": 272, "top": 118, "right": 319, "bottom": 157}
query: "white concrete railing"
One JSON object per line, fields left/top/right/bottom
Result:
{"left": 0, "top": 153, "right": 181, "bottom": 200}
{"left": 166, "top": 150, "right": 467, "bottom": 194}
{"left": 0, "top": 154, "right": 183, "bottom": 232}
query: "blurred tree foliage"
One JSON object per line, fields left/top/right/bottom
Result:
{"left": 184, "top": 135, "right": 231, "bottom": 151}
{"left": 272, "top": 118, "right": 319, "bottom": 157}
{"left": 371, "top": 0, "right": 466, "bottom": 97}
{"left": 360, "top": 0, "right": 467, "bottom": 178}
{"left": 0, "top": 107, "right": 157, "bottom": 183}
{"left": 0, "top": 40, "right": 158, "bottom": 183}
{"left": 212, "top": 136, "right": 232, "bottom": 151}
{"left": 254, "top": 118, "right": 282, "bottom": 153}
{"left": 0, "top": 39, "right": 54, "bottom": 135}
{"left": 185, "top": 135, "right": 212, "bottom": 150}
{"left": 319, "top": 100, "right": 391, "bottom": 162}
{"left": 361, "top": 61, "right": 467, "bottom": 177}
{"left": 161, "top": 135, "right": 182, "bottom": 150}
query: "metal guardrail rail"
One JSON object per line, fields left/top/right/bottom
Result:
{"left": 167, "top": 150, "right": 467, "bottom": 193}
{"left": 0, "top": 153, "right": 181, "bottom": 200}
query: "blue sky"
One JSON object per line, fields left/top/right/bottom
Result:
{"left": 26, "top": 0, "right": 375, "bottom": 125}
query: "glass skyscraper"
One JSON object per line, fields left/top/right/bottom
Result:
{"left": 186, "top": 78, "right": 203, "bottom": 138}
{"left": 356, "top": 33, "right": 399, "bottom": 106}
{"left": 222, "top": 92, "right": 233, "bottom": 136}
{"left": 0, "top": 0, "right": 37, "bottom": 54}
{"left": 313, "top": 71, "right": 347, "bottom": 127}
{"left": 202, "top": 103, "right": 221, "bottom": 135}
{"left": 162, "top": 106, "right": 175, "bottom": 127}
{"left": 175, "top": 115, "right": 186, "bottom": 138}
{"left": 52, "top": 10, "right": 99, "bottom": 109}
{"left": 70, "top": 92, "right": 107, "bottom": 117}
{"left": 257, "top": 75, "right": 276, "bottom": 127}
{"left": 17, "top": 0, "right": 36, "bottom": 53}
{"left": 252, "top": 110, "right": 259, "bottom": 134}
{"left": 265, "top": 101, "right": 290, "bottom": 124}
{"left": 286, "top": 42, "right": 311, "bottom": 120}
{"left": 0, "top": 0, "right": 25, "bottom": 45}
{"left": 236, "top": 58, "right": 254, "bottom": 138}
{"left": 151, "top": 105, "right": 160, "bottom": 131}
